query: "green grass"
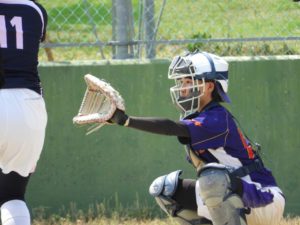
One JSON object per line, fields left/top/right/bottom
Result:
{"left": 29, "top": 199, "right": 300, "bottom": 225}
{"left": 37, "top": 0, "right": 300, "bottom": 61}
{"left": 30, "top": 203, "right": 300, "bottom": 224}
{"left": 31, "top": 215, "right": 300, "bottom": 225}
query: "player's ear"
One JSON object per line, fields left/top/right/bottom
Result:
{"left": 206, "top": 81, "right": 215, "bottom": 93}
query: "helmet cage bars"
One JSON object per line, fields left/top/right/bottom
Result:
{"left": 168, "top": 56, "right": 206, "bottom": 117}
{"left": 170, "top": 78, "right": 205, "bottom": 118}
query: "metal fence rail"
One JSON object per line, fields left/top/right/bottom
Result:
{"left": 39, "top": 0, "right": 300, "bottom": 61}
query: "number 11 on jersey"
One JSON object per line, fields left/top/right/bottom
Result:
{"left": 0, "top": 15, "right": 24, "bottom": 50}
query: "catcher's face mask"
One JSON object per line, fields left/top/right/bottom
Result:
{"left": 168, "top": 51, "right": 231, "bottom": 117}
{"left": 168, "top": 56, "right": 205, "bottom": 117}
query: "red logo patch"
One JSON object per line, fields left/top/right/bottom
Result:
{"left": 191, "top": 119, "right": 202, "bottom": 126}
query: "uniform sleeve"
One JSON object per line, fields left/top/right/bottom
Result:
{"left": 180, "top": 109, "right": 230, "bottom": 150}
{"left": 128, "top": 116, "right": 190, "bottom": 137}
{"left": 35, "top": 2, "right": 48, "bottom": 42}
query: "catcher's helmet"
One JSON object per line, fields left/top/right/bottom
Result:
{"left": 168, "top": 51, "right": 230, "bottom": 117}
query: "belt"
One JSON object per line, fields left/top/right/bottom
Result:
{"left": 230, "top": 158, "right": 264, "bottom": 178}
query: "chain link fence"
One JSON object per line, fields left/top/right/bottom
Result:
{"left": 39, "top": 0, "right": 300, "bottom": 61}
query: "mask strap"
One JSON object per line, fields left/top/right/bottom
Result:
{"left": 201, "top": 52, "right": 216, "bottom": 78}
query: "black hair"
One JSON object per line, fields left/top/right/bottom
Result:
{"left": 205, "top": 79, "right": 222, "bottom": 102}
{"left": 211, "top": 85, "right": 222, "bottom": 102}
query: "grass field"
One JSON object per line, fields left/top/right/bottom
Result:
{"left": 32, "top": 216, "right": 300, "bottom": 225}
{"left": 37, "top": 0, "right": 300, "bottom": 61}
{"left": 29, "top": 201, "right": 300, "bottom": 225}
{"left": 29, "top": 202, "right": 300, "bottom": 225}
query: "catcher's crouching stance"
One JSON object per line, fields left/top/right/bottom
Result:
{"left": 73, "top": 51, "right": 285, "bottom": 225}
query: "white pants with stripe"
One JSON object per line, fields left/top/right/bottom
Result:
{"left": 196, "top": 181, "right": 285, "bottom": 225}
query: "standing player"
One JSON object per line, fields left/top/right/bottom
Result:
{"left": 0, "top": 1, "right": 47, "bottom": 224}
{"left": 109, "top": 51, "right": 285, "bottom": 225}
{"left": 0, "top": 50, "right": 4, "bottom": 88}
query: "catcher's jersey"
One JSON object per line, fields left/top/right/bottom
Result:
{"left": 180, "top": 102, "right": 281, "bottom": 208}
{"left": 0, "top": 0, "right": 47, "bottom": 94}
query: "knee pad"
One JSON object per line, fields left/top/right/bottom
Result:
{"left": 149, "top": 170, "right": 212, "bottom": 225}
{"left": 197, "top": 163, "right": 247, "bottom": 225}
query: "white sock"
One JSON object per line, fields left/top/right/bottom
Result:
{"left": 1, "top": 200, "right": 30, "bottom": 225}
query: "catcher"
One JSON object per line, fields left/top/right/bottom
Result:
{"left": 74, "top": 51, "right": 285, "bottom": 225}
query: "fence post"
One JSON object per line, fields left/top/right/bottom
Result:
{"left": 112, "top": 0, "right": 134, "bottom": 59}
{"left": 143, "top": 0, "right": 156, "bottom": 58}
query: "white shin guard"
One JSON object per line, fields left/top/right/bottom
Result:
{"left": 1, "top": 200, "right": 30, "bottom": 225}
{"left": 198, "top": 165, "right": 247, "bottom": 225}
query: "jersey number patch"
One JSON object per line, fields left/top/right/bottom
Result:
{"left": 0, "top": 15, "right": 24, "bottom": 50}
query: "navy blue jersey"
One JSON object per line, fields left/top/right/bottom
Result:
{"left": 180, "top": 102, "right": 278, "bottom": 207}
{"left": 0, "top": 0, "right": 47, "bottom": 94}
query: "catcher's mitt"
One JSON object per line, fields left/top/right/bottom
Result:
{"left": 73, "top": 74, "right": 125, "bottom": 134}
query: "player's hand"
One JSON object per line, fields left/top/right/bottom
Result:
{"left": 109, "top": 109, "right": 129, "bottom": 126}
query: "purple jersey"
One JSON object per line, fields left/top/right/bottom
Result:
{"left": 0, "top": 0, "right": 47, "bottom": 94}
{"left": 180, "top": 102, "right": 280, "bottom": 207}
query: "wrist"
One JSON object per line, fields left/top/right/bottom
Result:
{"left": 116, "top": 112, "right": 129, "bottom": 126}
{"left": 124, "top": 117, "right": 130, "bottom": 127}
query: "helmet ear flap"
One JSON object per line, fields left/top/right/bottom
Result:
{"left": 215, "top": 81, "right": 231, "bottom": 103}
{"left": 192, "top": 52, "right": 231, "bottom": 103}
